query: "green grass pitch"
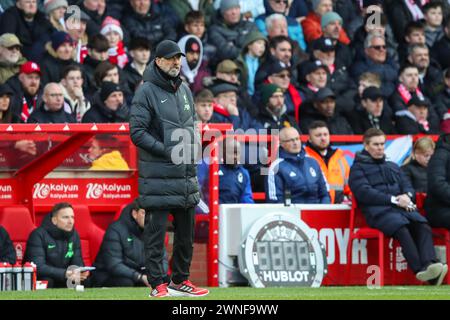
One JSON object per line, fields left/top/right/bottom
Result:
{"left": 0, "top": 286, "right": 449, "bottom": 300}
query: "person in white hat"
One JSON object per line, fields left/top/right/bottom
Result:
{"left": 100, "top": 16, "right": 128, "bottom": 68}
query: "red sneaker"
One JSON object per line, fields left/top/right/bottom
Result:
{"left": 149, "top": 283, "right": 170, "bottom": 298}
{"left": 168, "top": 280, "right": 209, "bottom": 297}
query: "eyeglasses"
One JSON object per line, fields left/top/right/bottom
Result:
{"left": 281, "top": 137, "right": 300, "bottom": 143}
{"left": 370, "top": 45, "right": 386, "bottom": 51}
{"left": 48, "top": 93, "right": 64, "bottom": 98}
{"left": 6, "top": 46, "right": 21, "bottom": 51}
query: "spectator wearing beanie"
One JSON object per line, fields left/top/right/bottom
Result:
{"left": 257, "top": 83, "right": 299, "bottom": 132}
{"left": 301, "top": 0, "right": 349, "bottom": 45}
{"left": 100, "top": 16, "right": 128, "bottom": 69}
{"left": 235, "top": 30, "right": 267, "bottom": 96}
{"left": 40, "top": 31, "right": 79, "bottom": 86}
{"left": 254, "top": 0, "right": 307, "bottom": 51}
{"left": 82, "top": 81, "right": 129, "bottom": 123}
{"left": 208, "top": 0, "right": 259, "bottom": 61}
{"left": 44, "top": 0, "right": 68, "bottom": 32}
{"left": 178, "top": 35, "right": 210, "bottom": 94}
{"left": 123, "top": 0, "right": 177, "bottom": 48}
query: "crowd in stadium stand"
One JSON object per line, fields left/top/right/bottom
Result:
{"left": 2, "top": 0, "right": 450, "bottom": 287}
{"left": 0, "top": 0, "right": 448, "bottom": 134}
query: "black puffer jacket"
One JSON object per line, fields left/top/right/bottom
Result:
{"left": 0, "top": 226, "right": 16, "bottom": 264}
{"left": 122, "top": 3, "right": 177, "bottom": 47}
{"left": 0, "top": 6, "right": 52, "bottom": 61}
{"left": 24, "top": 214, "right": 84, "bottom": 281}
{"left": 425, "top": 134, "right": 450, "bottom": 228}
{"left": 208, "top": 15, "right": 258, "bottom": 61}
{"left": 82, "top": 93, "right": 129, "bottom": 123}
{"left": 93, "top": 204, "right": 147, "bottom": 285}
{"left": 401, "top": 159, "right": 428, "bottom": 193}
{"left": 27, "top": 102, "right": 77, "bottom": 124}
{"left": 130, "top": 60, "right": 200, "bottom": 210}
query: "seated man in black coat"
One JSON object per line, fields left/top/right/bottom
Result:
{"left": 349, "top": 128, "right": 447, "bottom": 286}
{"left": 93, "top": 201, "right": 169, "bottom": 287}
{"left": 348, "top": 86, "right": 395, "bottom": 134}
{"left": 27, "top": 82, "right": 76, "bottom": 123}
{"left": 0, "top": 225, "right": 16, "bottom": 264}
{"left": 24, "top": 202, "right": 90, "bottom": 288}
{"left": 82, "top": 81, "right": 129, "bottom": 123}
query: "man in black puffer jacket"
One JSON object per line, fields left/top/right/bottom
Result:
{"left": 82, "top": 82, "right": 129, "bottom": 123}
{"left": 130, "top": 40, "right": 207, "bottom": 298}
{"left": 24, "top": 203, "right": 89, "bottom": 288}
{"left": 425, "top": 134, "right": 450, "bottom": 229}
{"left": 92, "top": 201, "right": 169, "bottom": 287}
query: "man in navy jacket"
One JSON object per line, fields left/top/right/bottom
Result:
{"left": 265, "top": 127, "right": 330, "bottom": 204}
{"left": 349, "top": 128, "right": 448, "bottom": 285}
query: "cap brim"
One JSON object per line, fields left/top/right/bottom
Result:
{"left": 163, "top": 52, "right": 185, "bottom": 59}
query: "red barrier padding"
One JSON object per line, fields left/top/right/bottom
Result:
{"left": 0, "top": 206, "right": 36, "bottom": 264}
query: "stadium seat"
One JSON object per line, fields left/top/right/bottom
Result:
{"left": 346, "top": 200, "right": 385, "bottom": 286}
{"left": 415, "top": 193, "right": 450, "bottom": 285}
{"left": 0, "top": 206, "right": 36, "bottom": 264}
{"left": 72, "top": 205, "right": 105, "bottom": 266}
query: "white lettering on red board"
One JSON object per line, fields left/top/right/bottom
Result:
{"left": 86, "top": 183, "right": 132, "bottom": 199}
{"left": 311, "top": 228, "right": 368, "bottom": 265}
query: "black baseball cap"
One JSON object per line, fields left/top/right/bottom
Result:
{"left": 304, "top": 60, "right": 328, "bottom": 76}
{"left": 155, "top": 40, "right": 185, "bottom": 59}
{"left": 312, "top": 37, "right": 335, "bottom": 52}
{"left": 408, "top": 95, "right": 430, "bottom": 108}
{"left": 314, "top": 87, "right": 335, "bottom": 102}
{"left": 362, "top": 86, "right": 384, "bottom": 100}
{"left": 267, "top": 60, "right": 290, "bottom": 76}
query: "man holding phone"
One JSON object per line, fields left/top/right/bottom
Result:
{"left": 24, "top": 202, "right": 91, "bottom": 288}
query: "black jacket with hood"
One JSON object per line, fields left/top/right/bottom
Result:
{"left": 425, "top": 134, "right": 450, "bottom": 228}
{"left": 93, "top": 204, "right": 149, "bottom": 285}
{"left": 27, "top": 101, "right": 77, "bottom": 124}
{"left": 130, "top": 60, "right": 200, "bottom": 210}
{"left": 0, "top": 226, "right": 16, "bottom": 264}
{"left": 82, "top": 93, "right": 130, "bottom": 123}
{"left": 24, "top": 214, "right": 84, "bottom": 282}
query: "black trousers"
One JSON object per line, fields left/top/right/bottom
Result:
{"left": 393, "top": 222, "right": 437, "bottom": 274}
{"left": 144, "top": 207, "right": 195, "bottom": 288}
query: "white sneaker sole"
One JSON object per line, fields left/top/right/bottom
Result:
{"left": 416, "top": 263, "right": 444, "bottom": 282}
{"left": 168, "top": 287, "right": 209, "bottom": 297}
{"left": 435, "top": 264, "right": 448, "bottom": 286}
